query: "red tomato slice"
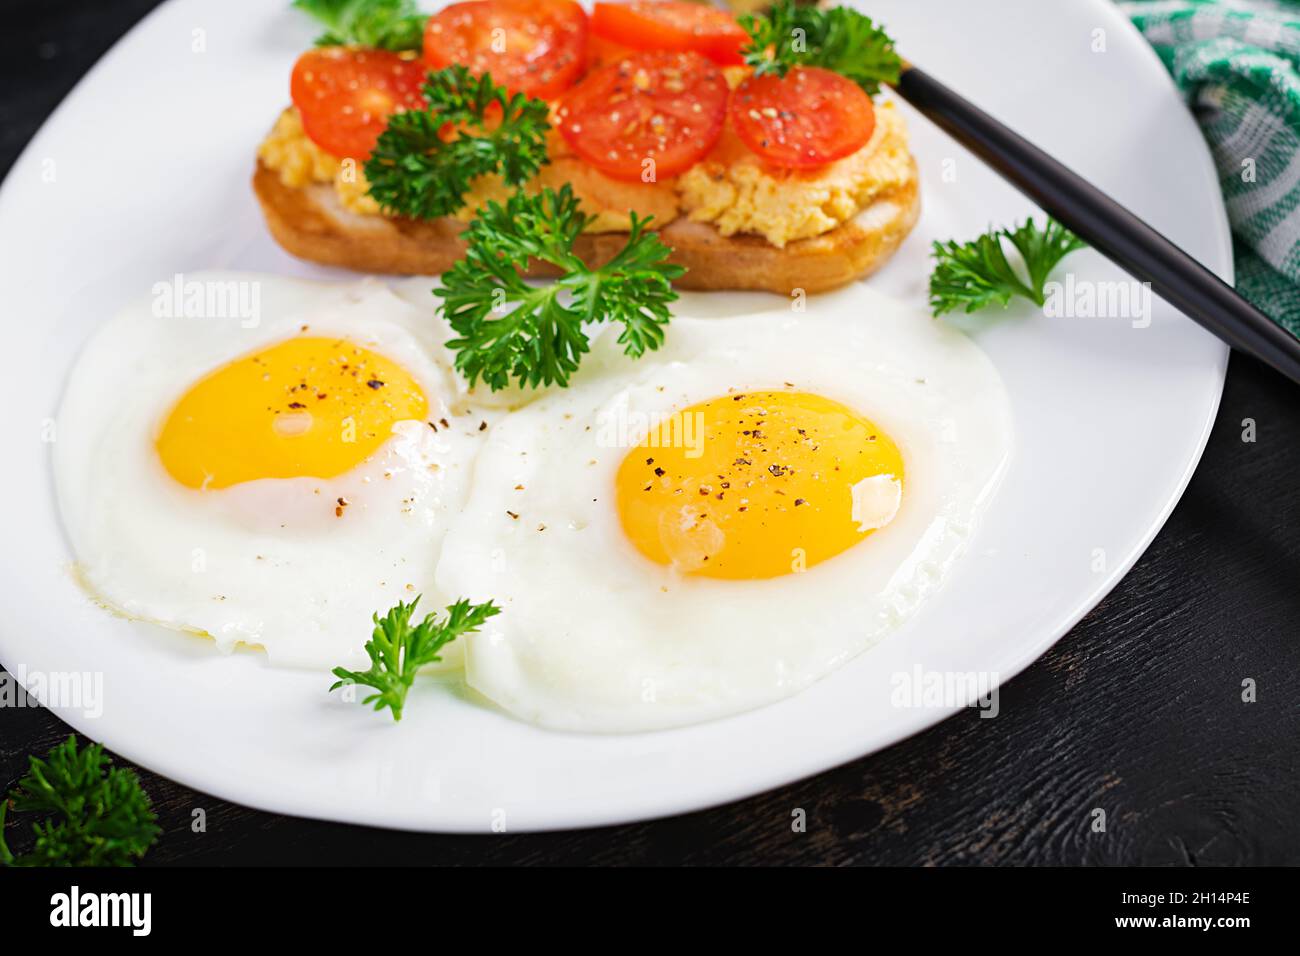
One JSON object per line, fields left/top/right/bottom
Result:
{"left": 586, "top": 32, "right": 636, "bottom": 71}
{"left": 424, "top": 0, "right": 588, "bottom": 100}
{"left": 729, "top": 67, "right": 876, "bottom": 169}
{"left": 556, "top": 50, "right": 728, "bottom": 181}
{"left": 591, "top": 1, "right": 748, "bottom": 65}
{"left": 289, "top": 48, "right": 427, "bottom": 160}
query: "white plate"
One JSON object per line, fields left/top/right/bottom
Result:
{"left": 0, "top": 0, "right": 1228, "bottom": 831}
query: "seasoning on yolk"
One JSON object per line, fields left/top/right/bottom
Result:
{"left": 156, "top": 336, "right": 427, "bottom": 489}
{"left": 614, "top": 391, "right": 904, "bottom": 579}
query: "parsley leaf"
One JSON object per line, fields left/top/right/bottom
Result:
{"left": 364, "top": 65, "right": 551, "bottom": 221}
{"left": 331, "top": 597, "right": 501, "bottom": 721}
{"left": 740, "top": 0, "right": 901, "bottom": 96}
{"left": 0, "top": 736, "right": 160, "bottom": 867}
{"left": 437, "top": 185, "right": 685, "bottom": 391}
{"left": 929, "top": 217, "right": 1087, "bottom": 316}
{"left": 292, "top": 0, "right": 426, "bottom": 52}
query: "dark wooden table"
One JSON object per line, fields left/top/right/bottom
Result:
{"left": 3, "top": 0, "right": 1297, "bottom": 866}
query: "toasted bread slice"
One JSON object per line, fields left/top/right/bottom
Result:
{"left": 252, "top": 158, "right": 920, "bottom": 295}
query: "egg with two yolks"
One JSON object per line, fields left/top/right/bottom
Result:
{"left": 56, "top": 276, "right": 1011, "bottom": 732}
{"left": 436, "top": 288, "right": 1013, "bottom": 732}
{"left": 54, "top": 274, "right": 490, "bottom": 669}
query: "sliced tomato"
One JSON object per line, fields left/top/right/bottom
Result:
{"left": 586, "top": 32, "right": 637, "bottom": 71}
{"left": 289, "top": 48, "right": 427, "bottom": 160}
{"left": 424, "top": 0, "right": 588, "bottom": 100}
{"left": 591, "top": 1, "right": 748, "bottom": 65}
{"left": 556, "top": 50, "right": 728, "bottom": 181}
{"left": 729, "top": 67, "right": 876, "bottom": 169}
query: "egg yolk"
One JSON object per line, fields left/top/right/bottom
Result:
{"left": 615, "top": 391, "right": 904, "bottom": 580}
{"left": 156, "top": 336, "right": 427, "bottom": 489}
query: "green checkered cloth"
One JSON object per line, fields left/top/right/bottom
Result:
{"left": 1122, "top": 0, "right": 1300, "bottom": 336}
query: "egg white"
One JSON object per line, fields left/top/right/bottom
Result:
{"left": 55, "top": 273, "right": 495, "bottom": 670}
{"left": 435, "top": 286, "right": 1014, "bottom": 732}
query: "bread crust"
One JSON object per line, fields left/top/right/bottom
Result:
{"left": 252, "top": 158, "right": 920, "bottom": 295}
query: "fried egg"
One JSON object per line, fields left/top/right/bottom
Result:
{"left": 387, "top": 275, "right": 553, "bottom": 412}
{"left": 435, "top": 286, "right": 1013, "bottom": 731}
{"left": 55, "top": 273, "right": 492, "bottom": 669}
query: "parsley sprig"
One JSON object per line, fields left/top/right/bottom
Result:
{"left": 437, "top": 185, "right": 685, "bottom": 391}
{"left": 331, "top": 597, "right": 500, "bottom": 721}
{"left": 740, "top": 0, "right": 901, "bottom": 96}
{"left": 929, "top": 217, "right": 1087, "bottom": 316}
{"left": 293, "top": 0, "right": 426, "bottom": 52}
{"left": 0, "top": 736, "right": 160, "bottom": 867}
{"left": 365, "top": 65, "right": 551, "bottom": 221}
